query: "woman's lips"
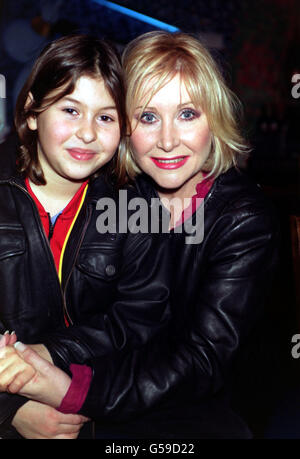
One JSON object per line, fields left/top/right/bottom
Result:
{"left": 67, "top": 148, "right": 97, "bottom": 161}
{"left": 151, "top": 156, "right": 188, "bottom": 169}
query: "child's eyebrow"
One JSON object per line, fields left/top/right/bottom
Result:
{"left": 61, "top": 96, "right": 117, "bottom": 111}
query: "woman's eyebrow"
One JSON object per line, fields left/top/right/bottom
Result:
{"left": 135, "top": 101, "right": 195, "bottom": 110}
{"left": 135, "top": 106, "right": 156, "bottom": 111}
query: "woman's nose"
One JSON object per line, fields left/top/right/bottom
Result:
{"left": 157, "top": 121, "right": 180, "bottom": 152}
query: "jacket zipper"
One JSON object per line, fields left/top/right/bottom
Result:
{"left": 47, "top": 213, "right": 58, "bottom": 241}
{"left": 46, "top": 212, "right": 72, "bottom": 326}
{"left": 61, "top": 204, "right": 92, "bottom": 325}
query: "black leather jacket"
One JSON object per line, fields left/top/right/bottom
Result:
{"left": 78, "top": 168, "right": 279, "bottom": 438}
{"left": 0, "top": 145, "right": 171, "bottom": 438}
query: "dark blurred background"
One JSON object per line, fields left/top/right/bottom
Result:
{"left": 0, "top": 0, "right": 299, "bottom": 438}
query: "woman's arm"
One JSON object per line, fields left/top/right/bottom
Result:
{"left": 78, "top": 206, "right": 280, "bottom": 420}
{"left": 4, "top": 205, "right": 279, "bottom": 421}
{"left": 39, "top": 230, "right": 172, "bottom": 373}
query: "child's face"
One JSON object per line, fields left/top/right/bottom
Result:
{"left": 27, "top": 76, "right": 120, "bottom": 185}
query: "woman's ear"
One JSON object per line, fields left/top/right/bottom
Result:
{"left": 25, "top": 92, "right": 37, "bottom": 131}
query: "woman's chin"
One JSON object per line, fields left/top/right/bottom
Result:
{"left": 154, "top": 178, "right": 186, "bottom": 197}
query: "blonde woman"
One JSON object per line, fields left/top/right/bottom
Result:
{"left": 0, "top": 32, "right": 279, "bottom": 439}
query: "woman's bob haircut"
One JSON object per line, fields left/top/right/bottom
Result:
{"left": 14, "top": 34, "right": 126, "bottom": 185}
{"left": 119, "top": 30, "right": 249, "bottom": 183}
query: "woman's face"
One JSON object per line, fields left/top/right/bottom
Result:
{"left": 27, "top": 75, "right": 120, "bottom": 186}
{"left": 130, "top": 73, "right": 212, "bottom": 199}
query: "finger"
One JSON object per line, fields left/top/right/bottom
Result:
{"left": 57, "top": 412, "right": 88, "bottom": 425}
{"left": 0, "top": 354, "right": 35, "bottom": 390}
{"left": 56, "top": 422, "right": 84, "bottom": 433}
{"left": 54, "top": 432, "right": 82, "bottom": 439}
{"left": 0, "top": 332, "right": 10, "bottom": 348}
{"left": 7, "top": 368, "right": 37, "bottom": 393}
{"left": 0, "top": 366, "right": 19, "bottom": 391}
{"left": 0, "top": 352, "right": 16, "bottom": 370}
{"left": 14, "top": 342, "right": 53, "bottom": 373}
{"left": 8, "top": 332, "right": 17, "bottom": 346}
{"left": 52, "top": 422, "right": 85, "bottom": 439}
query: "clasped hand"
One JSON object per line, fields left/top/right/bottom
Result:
{"left": 0, "top": 332, "right": 72, "bottom": 408}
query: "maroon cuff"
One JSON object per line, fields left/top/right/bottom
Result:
{"left": 57, "top": 364, "right": 92, "bottom": 414}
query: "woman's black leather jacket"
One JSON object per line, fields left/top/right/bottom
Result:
{"left": 77, "top": 168, "right": 280, "bottom": 437}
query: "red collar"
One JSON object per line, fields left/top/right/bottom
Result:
{"left": 25, "top": 178, "right": 89, "bottom": 221}
{"left": 175, "top": 173, "right": 214, "bottom": 227}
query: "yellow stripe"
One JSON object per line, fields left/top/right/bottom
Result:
{"left": 58, "top": 184, "right": 89, "bottom": 283}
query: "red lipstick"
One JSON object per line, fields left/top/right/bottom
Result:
{"left": 151, "top": 156, "right": 188, "bottom": 170}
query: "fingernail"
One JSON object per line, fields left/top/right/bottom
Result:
{"left": 4, "top": 330, "right": 9, "bottom": 335}
{"left": 14, "top": 341, "right": 26, "bottom": 352}
{"left": 11, "top": 331, "right": 15, "bottom": 335}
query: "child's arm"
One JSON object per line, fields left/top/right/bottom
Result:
{"left": 0, "top": 335, "right": 37, "bottom": 393}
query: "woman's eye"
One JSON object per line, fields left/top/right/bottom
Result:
{"left": 180, "top": 109, "right": 198, "bottom": 121}
{"left": 140, "top": 112, "right": 156, "bottom": 124}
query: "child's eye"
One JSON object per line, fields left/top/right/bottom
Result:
{"left": 63, "top": 108, "right": 78, "bottom": 116}
{"left": 180, "top": 109, "right": 198, "bottom": 121}
{"left": 99, "top": 115, "right": 114, "bottom": 122}
{"left": 140, "top": 112, "right": 157, "bottom": 124}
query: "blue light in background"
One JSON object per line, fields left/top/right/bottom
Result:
{"left": 93, "top": 0, "right": 180, "bottom": 32}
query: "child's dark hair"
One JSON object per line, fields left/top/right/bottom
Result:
{"left": 14, "top": 34, "right": 126, "bottom": 185}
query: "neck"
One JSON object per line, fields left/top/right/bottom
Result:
{"left": 156, "top": 171, "right": 204, "bottom": 228}
{"left": 29, "top": 177, "right": 84, "bottom": 216}
{"left": 41, "top": 177, "right": 83, "bottom": 200}
{"left": 158, "top": 171, "right": 204, "bottom": 201}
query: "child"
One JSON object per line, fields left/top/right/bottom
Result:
{"left": 0, "top": 34, "right": 171, "bottom": 439}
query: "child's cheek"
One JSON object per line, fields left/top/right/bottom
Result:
{"left": 51, "top": 120, "right": 74, "bottom": 144}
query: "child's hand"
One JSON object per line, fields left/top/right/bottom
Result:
{"left": 6, "top": 342, "right": 72, "bottom": 408}
{"left": 0, "top": 341, "right": 36, "bottom": 393}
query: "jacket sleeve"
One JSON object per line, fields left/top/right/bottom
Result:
{"left": 42, "top": 230, "right": 172, "bottom": 373}
{"left": 77, "top": 203, "right": 280, "bottom": 421}
{"left": 0, "top": 393, "right": 27, "bottom": 438}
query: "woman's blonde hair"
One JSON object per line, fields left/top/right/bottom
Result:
{"left": 118, "top": 30, "right": 249, "bottom": 184}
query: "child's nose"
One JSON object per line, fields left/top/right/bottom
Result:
{"left": 76, "top": 118, "right": 97, "bottom": 143}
